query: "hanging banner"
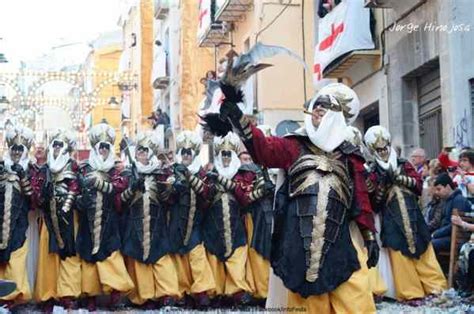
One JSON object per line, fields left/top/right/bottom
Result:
{"left": 313, "top": 0, "right": 374, "bottom": 83}
{"left": 197, "top": 0, "right": 212, "bottom": 42}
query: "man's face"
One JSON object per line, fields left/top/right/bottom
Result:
{"left": 311, "top": 106, "right": 328, "bottom": 128}
{"left": 239, "top": 153, "right": 252, "bottom": 165}
{"left": 52, "top": 140, "right": 64, "bottom": 158}
{"left": 34, "top": 145, "right": 46, "bottom": 161}
{"left": 98, "top": 142, "right": 110, "bottom": 160}
{"left": 459, "top": 157, "right": 473, "bottom": 172}
{"left": 374, "top": 141, "right": 390, "bottom": 162}
{"left": 434, "top": 184, "right": 451, "bottom": 200}
{"left": 136, "top": 146, "right": 150, "bottom": 165}
{"left": 11, "top": 144, "right": 24, "bottom": 163}
{"left": 180, "top": 148, "right": 193, "bottom": 166}
{"left": 410, "top": 152, "right": 425, "bottom": 168}
{"left": 221, "top": 150, "right": 232, "bottom": 167}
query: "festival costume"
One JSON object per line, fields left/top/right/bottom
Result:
{"left": 0, "top": 126, "right": 35, "bottom": 303}
{"left": 364, "top": 126, "right": 447, "bottom": 301}
{"left": 120, "top": 131, "right": 179, "bottom": 305}
{"left": 206, "top": 82, "right": 378, "bottom": 313}
{"left": 234, "top": 162, "right": 273, "bottom": 300}
{"left": 76, "top": 123, "right": 134, "bottom": 308}
{"left": 34, "top": 131, "right": 81, "bottom": 308}
{"left": 202, "top": 133, "right": 252, "bottom": 302}
{"left": 168, "top": 131, "right": 215, "bottom": 304}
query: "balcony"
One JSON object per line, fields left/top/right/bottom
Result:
{"left": 154, "top": 0, "right": 170, "bottom": 20}
{"left": 198, "top": 22, "right": 230, "bottom": 48}
{"left": 214, "top": 0, "right": 252, "bottom": 22}
{"left": 152, "top": 49, "right": 170, "bottom": 89}
{"left": 364, "top": 0, "right": 394, "bottom": 8}
{"left": 323, "top": 50, "right": 381, "bottom": 80}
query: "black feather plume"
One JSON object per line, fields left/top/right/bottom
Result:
{"left": 199, "top": 113, "right": 232, "bottom": 137}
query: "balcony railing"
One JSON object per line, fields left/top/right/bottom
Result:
{"left": 214, "top": 0, "right": 252, "bottom": 22}
{"left": 322, "top": 50, "right": 381, "bottom": 80}
{"left": 198, "top": 22, "right": 230, "bottom": 48}
{"left": 154, "top": 0, "right": 170, "bottom": 20}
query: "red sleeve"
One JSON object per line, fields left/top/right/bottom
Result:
{"left": 197, "top": 169, "right": 212, "bottom": 201}
{"left": 349, "top": 155, "right": 375, "bottom": 232}
{"left": 112, "top": 169, "right": 129, "bottom": 212}
{"left": 438, "top": 151, "right": 458, "bottom": 170}
{"left": 246, "top": 125, "right": 301, "bottom": 171}
{"left": 28, "top": 166, "right": 44, "bottom": 211}
{"left": 233, "top": 171, "right": 256, "bottom": 207}
{"left": 403, "top": 161, "right": 423, "bottom": 196}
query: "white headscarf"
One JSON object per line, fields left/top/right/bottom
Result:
{"left": 89, "top": 142, "right": 116, "bottom": 172}
{"left": 214, "top": 150, "right": 241, "bottom": 179}
{"left": 304, "top": 83, "right": 360, "bottom": 152}
{"left": 364, "top": 125, "right": 398, "bottom": 170}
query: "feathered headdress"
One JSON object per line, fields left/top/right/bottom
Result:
{"left": 49, "top": 129, "right": 77, "bottom": 152}
{"left": 135, "top": 131, "right": 162, "bottom": 156}
{"left": 6, "top": 126, "right": 34, "bottom": 150}
{"left": 176, "top": 130, "right": 202, "bottom": 154}
{"left": 213, "top": 132, "right": 240, "bottom": 155}
{"left": 88, "top": 123, "right": 115, "bottom": 147}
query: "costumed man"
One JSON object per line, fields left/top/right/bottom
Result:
{"left": 234, "top": 133, "right": 274, "bottom": 305}
{"left": 346, "top": 126, "right": 394, "bottom": 300}
{"left": 34, "top": 130, "right": 81, "bottom": 310}
{"left": 364, "top": 125, "right": 447, "bottom": 303}
{"left": 0, "top": 126, "right": 35, "bottom": 306}
{"left": 203, "top": 132, "right": 253, "bottom": 306}
{"left": 120, "top": 131, "right": 180, "bottom": 308}
{"left": 168, "top": 130, "right": 215, "bottom": 308}
{"left": 76, "top": 122, "right": 134, "bottom": 311}
{"left": 204, "top": 81, "right": 379, "bottom": 313}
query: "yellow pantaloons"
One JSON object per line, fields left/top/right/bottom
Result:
{"left": 172, "top": 244, "right": 215, "bottom": 297}
{"left": 245, "top": 213, "right": 270, "bottom": 298}
{"left": 0, "top": 239, "right": 31, "bottom": 302}
{"left": 35, "top": 214, "right": 82, "bottom": 301}
{"left": 389, "top": 244, "right": 447, "bottom": 301}
{"left": 82, "top": 250, "right": 134, "bottom": 296}
{"left": 368, "top": 266, "right": 388, "bottom": 296}
{"left": 287, "top": 223, "right": 376, "bottom": 314}
{"left": 34, "top": 220, "right": 59, "bottom": 302}
{"left": 207, "top": 245, "right": 252, "bottom": 296}
{"left": 126, "top": 254, "right": 180, "bottom": 305}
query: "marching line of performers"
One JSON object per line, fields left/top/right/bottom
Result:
{"left": 0, "top": 86, "right": 448, "bottom": 313}
{"left": 0, "top": 123, "right": 274, "bottom": 312}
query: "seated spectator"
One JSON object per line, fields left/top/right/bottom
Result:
{"left": 424, "top": 179, "right": 446, "bottom": 233}
{"left": 451, "top": 215, "right": 474, "bottom": 296}
{"left": 453, "top": 150, "right": 474, "bottom": 208}
{"left": 432, "top": 173, "right": 472, "bottom": 255}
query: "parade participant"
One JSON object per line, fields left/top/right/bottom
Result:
{"left": 364, "top": 125, "right": 447, "bottom": 303}
{"left": 203, "top": 132, "right": 253, "bottom": 306}
{"left": 120, "top": 131, "right": 180, "bottom": 308}
{"left": 168, "top": 130, "right": 215, "bottom": 308}
{"left": 34, "top": 130, "right": 81, "bottom": 310}
{"left": 76, "top": 122, "right": 134, "bottom": 311}
{"left": 234, "top": 127, "right": 274, "bottom": 305}
{"left": 0, "top": 126, "right": 35, "bottom": 306}
{"left": 205, "top": 81, "right": 378, "bottom": 313}
{"left": 346, "top": 126, "right": 394, "bottom": 300}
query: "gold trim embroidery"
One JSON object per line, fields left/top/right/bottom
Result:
{"left": 305, "top": 174, "right": 337, "bottom": 282}
{"left": 222, "top": 193, "right": 233, "bottom": 258}
{"left": 183, "top": 189, "right": 197, "bottom": 246}
{"left": 50, "top": 197, "right": 65, "bottom": 249}
{"left": 389, "top": 186, "right": 416, "bottom": 254}
{"left": 0, "top": 184, "right": 13, "bottom": 250}
{"left": 92, "top": 191, "right": 103, "bottom": 255}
